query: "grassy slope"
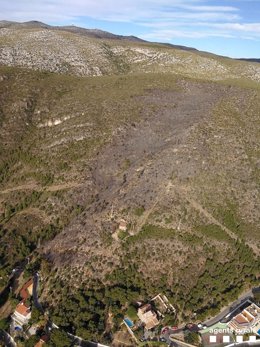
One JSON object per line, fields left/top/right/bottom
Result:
{"left": 0, "top": 44, "right": 259, "bottom": 341}
{"left": 0, "top": 67, "right": 181, "bottom": 281}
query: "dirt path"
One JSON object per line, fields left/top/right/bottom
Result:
{"left": 180, "top": 190, "right": 238, "bottom": 241}
{"left": 135, "top": 181, "right": 173, "bottom": 233}
{"left": 174, "top": 185, "right": 259, "bottom": 254}
{"left": 135, "top": 180, "right": 239, "bottom": 242}
{"left": 0, "top": 181, "right": 82, "bottom": 195}
{"left": 17, "top": 207, "right": 51, "bottom": 223}
{"left": 0, "top": 182, "right": 38, "bottom": 194}
{"left": 46, "top": 182, "right": 82, "bottom": 192}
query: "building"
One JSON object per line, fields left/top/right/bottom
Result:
{"left": 11, "top": 302, "right": 31, "bottom": 327}
{"left": 20, "top": 278, "right": 33, "bottom": 301}
{"left": 137, "top": 304, "right": 160, "bottom": 330}
{"left": 27, "top": 324, "right": 38, "bottom": 336}
{"left": 228, "top": 302, "right": 260, "bottom": 334}
{"left": 119, "top": 219, "right": 127, "bottom": 231}
{"left": 151, "top": 293, "right": 176, "bottom": 315}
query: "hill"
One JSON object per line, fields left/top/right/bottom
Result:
{"left": 0, "top": 21, "right": 260, "bottom": 82}
{"left": 239, "top": 58, "right": 260, "bottom": 63}
{"left": 0, "top": 21, "right": 259, "bottom": 345}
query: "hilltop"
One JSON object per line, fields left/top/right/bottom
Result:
{"left": 0, "top": 21, "right": 260, "bottom": 81}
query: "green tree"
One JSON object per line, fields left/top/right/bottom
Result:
{"left": 30, "top": 307, "right": 45, "bottom": 324}
{"left": 49, "top": 329, "right": 72, "bottom": 347}
{"left": 0, "top": 318, "right": 9, "bottom": 330}
{"left": 24, "top": 335, "right": 39, "bottom": 347}
{"left": 185, "top": 332, "right": 200, "bottom": 345}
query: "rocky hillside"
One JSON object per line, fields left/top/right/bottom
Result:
{"left": 0, "top": 22, "right": 259, "bottom": 344}
{"left": 0, "top": 21, "right": 260, "bottom": 82}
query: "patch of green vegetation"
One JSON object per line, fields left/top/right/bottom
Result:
{"left": 47, "top": 273, "right": 142, "bottom": 344}
{"left": 38, "top": 233, "right": 260, "bottom": 342}
{"left": 118, "top": 230, "right": 128, "bottom": 240}
{"left": 48, "top": 329, "right": 72, "bottom": 347}
{"left": 1, "top": 190, "right": 42, "bottom": 221}
{"left": 126, "top": 304, "right": 138, "bottom": 321}
{"left": 219, "top": 77, "right": 260, "bottom": 91}
{"left": 102, "top": 43, "right": 130, "bottom": 74}
{"left": 0, "top": 317, "right": 9, "bottom": 330}
{"left": 126, "top": 224, "right": 176, "bottom": 244}
{"left": 140, "top": 342, "right": 167, "bottom": 347}
{"left": 215, "top": 202, "right": 246, "bottom": 237}
{"left": 0, "top": 222, "right": 61, "bottom": 279}
{"left": 196, "top": 224, "right": 232, "bottom": 242}
{"left": 134, "top": 206, "right": 145, "bottom": 216}
{"left": 184, "top": 331, "right": 200, "bottom": 345}
{"left": 186, "top": 240, "right": 260, "bottom": 320}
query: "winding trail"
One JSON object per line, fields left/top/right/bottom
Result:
{"left": 135, "top": 181, "right": 173, "bottom": 233}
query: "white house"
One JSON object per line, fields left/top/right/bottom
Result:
{"left": 12, "top": 302, "right": 31, "bottom": 327}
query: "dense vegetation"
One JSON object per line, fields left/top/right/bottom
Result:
{"left": 42, "top": 231, "right": 259, "bottom": 341}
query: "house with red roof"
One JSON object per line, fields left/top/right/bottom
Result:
{"left": 11, "top": 302, "right": 31, "bottom": 327}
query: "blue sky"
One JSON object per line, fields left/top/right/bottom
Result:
{"left": 1, "top": 0, "right": 260, "bottom": 58}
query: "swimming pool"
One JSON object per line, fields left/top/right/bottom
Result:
{"left": 124, "top": 317, "right": 134, "bottom": 328}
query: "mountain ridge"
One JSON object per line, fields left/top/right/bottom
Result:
{"left": 1, "top": 20, "right": 260, "bottom": 60}
{"left": 239, "top": 58, "right": 260, "bottom": 63}
{"left": 0, "top": 20, "right": 260, "bottom": 82}
{"left": 0, "top": 20, "right": 213, "bottom": 54}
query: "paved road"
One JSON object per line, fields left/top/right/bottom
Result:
{"left": 169, "top": 337, "right": 197, "bottom": 347}
{"left": 161, "top": 328, "right": 186, "bottom": 347}
{"left": 161, "top": 333, "right": 196, "bottom": 347}
{"left": 0, "top": 329, "right": 17, "bottom": 347}
{"left": 68, "top": 334, "right": 98, "bottom": 347}
{"left": 33, "top": 272, "right": 44, "bottom": 312}
{"left": 226, "top": 341, "right": 260, "bottom": 347}
{"left": 203, "top": 289, "right": 253, "bottom": 327}
{"left": 0, "top": 258, "right": 30, "bottom": 309}
{"left": 68, "top": 332, "right": 110, "bottom": 347}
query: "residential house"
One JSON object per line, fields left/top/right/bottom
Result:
{"left": 228, "top": 302, "right": 260, "bottom": 334}
{"left": 12, "top": 302, "right": 31, "bottom": 328}
{"left": 137, "top": 304, "right": 160, "bottom": 330}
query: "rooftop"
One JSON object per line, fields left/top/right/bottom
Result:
{"left": 228, "top": 303, "right": 260, "bottom": 332}
{"left": 20, "top": 278, "right": 33, "bottom": 301}
{"left": 15, "top": 302, "right": 31, "bottom": 317}
{"left": 137, "top": 304, "right": 160, "bottom": 330}
{"left": 234, "top": 313, "right": 249, "bottom": 324}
